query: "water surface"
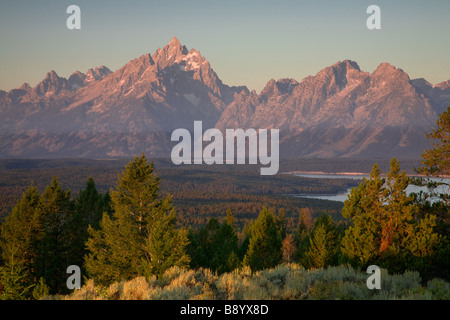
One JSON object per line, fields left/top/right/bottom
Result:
{"left": 292, "top": 173, "right": 449, "bottom": 202}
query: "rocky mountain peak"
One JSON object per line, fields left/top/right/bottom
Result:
{"left": 19, "top": 83, "right": 32, "bottom": 92}
{"left": 296, "top": 59, "right": 365, "bottom": 100}
{"left": 435, "top": 80, "right": 450, "bottom": 90}
{"left": 33, "top": 70, "right": 70, "bottom": 96}
{"left": 372, "top": 62, "right": 409, "bottom": 79}
{"left": 331, "top": 59, "right": 361, "bottom": 72}
{"left": 410, "top": 78, "right": 433, "bottom": 96}
{"left": 259, "top": 78, "right": 299, "bottom": 98}
{"left": 152, "top": 37, "right": 189, "bottom": 69}
{"left": 370, "top": 62, "right": 412, "bottom": 93}
{"left": 259, "top": 79, "right": 278, "bottom": 97}
{"left": 68, "top": 71, "right": 85, "bottom": 90}
{"left": 0, "top": 39, "right": 447, "bottom": 160}
{"left": 84, "top": 66, "right": 111, "bottom": 84}
{"left": 45, "top": 70, "right": 59, "bottom": 81}
{"left": 168, "top": 36, "right": 183, "bottom": 49}
{"left": 275, "top": 78, "right": 299, "bottom": 94}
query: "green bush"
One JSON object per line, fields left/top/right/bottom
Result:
{"left": 426, "top": 278, "right": 450, "bottom": 300}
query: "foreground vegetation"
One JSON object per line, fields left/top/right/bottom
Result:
{"left": 0, "top": 107, "right": 448, "bottom": 300}
{"left": 49, "top": 264, "right": 449, "bottom": 300}
{"left": 1, "top": 155, "right": 448, "bottom": 300}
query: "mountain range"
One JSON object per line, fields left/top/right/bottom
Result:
{"left": 1, "top": 37, "right": 449, "bottom": 160}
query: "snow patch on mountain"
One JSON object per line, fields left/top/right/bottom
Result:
{"left": 184, "top": 93, "right": 200, "bottom": 106}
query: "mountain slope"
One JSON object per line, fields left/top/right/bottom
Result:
{"left": 0, "top": 37, "right": 247, "bottom": 157}
{"left": 0, "top": 39, "right": 447, "bottom": 159}
{"left": 216, "top": 60, "right": 441, "bottom": 158}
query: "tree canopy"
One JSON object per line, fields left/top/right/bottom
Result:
{"left": 418, "top": 105, "right": 450, "bottom": 177}
{"left": 84, "top": 154, "right": 189, "bottom": 284}
{"left": 341, "top": 158, "right": 443, "bottom": 273}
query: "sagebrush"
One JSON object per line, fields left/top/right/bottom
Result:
{"left": 47, "top": 264, "right": 449, "bottom": 300}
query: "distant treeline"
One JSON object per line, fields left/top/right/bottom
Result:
{"left": 0, "top": 157, "right": 422, "bottom": 173}
{"left": 0, "top": 158, "right": 361, "bottom": 224}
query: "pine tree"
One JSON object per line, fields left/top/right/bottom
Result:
{"left": 341, "top": 158, "right": 442, "bottom": 272}
{"left": 415, "top": 105, "right": 450, "bottom": 280}
{"left": 66, "top": 177, "right": 106, "bottom": 280}
{"left": 294, "top": 208, "right": 313, "bottom": 263}
{"left": 142, "top": 195, "right": 190, "bottom": 278}
{"left": 225, "top": 208, "right": 235, "bottom": 227}
{"left": 304, "top": 215, "right": 338, "bottom": 269}
{"left": 74, "top": 177, "right": 105, "bottom": 231}
{"left": 32, "top": 277, "right": 49, "bottom": 300}
{"left": 34, "top": 177, "right": 73, "bottom": 294}
{"left": 0, "top": 184, "right": 42, "bottom": 299}
{"left": 218, "top": 212, "right": 240, "bottom": 272}
{"left": 187, "top": 213, "right": 239, "bottom": 274}
{"left": 417, "top": 105, "right": 450, "bottom": 177}
{"left": 282, "top": 233, "right": 296, "bottom": 263}
{"left": 277, "top": 208, "right": 287, "bottom": 239}
{"left": 85, "top": 154, "right": 189, "bottom": 284}
{"left": 0, "top": 264, "right": 34, "bottom": 300}
{"left": 243, "top": 207, "right": 282, "bottom": 271}
{"left": 341, "top": 163, "right": 386, "bottom": 266}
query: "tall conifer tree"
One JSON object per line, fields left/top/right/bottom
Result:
{"left": 341, "top": 159, "right": 442, "bottom": 272}
{"left": 243, "top": 207, "right": 282, "bottom": 271}
{"left": 304, "top": 215, "right": 338, "bottom": 269}
{"left": 85, "top": 155, "right": 189, "bottom": 284}
{"left": 35, "top": 177, "right": 73, "bottom": 294}
{"left": 0, "top": 184, "right": 41, "bottom": 299}
{"left": 66, "top": 177, "right": 106, "bottom": 281}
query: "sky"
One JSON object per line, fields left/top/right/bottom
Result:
{"left": 1, "top": 0, "right": 449, "bottom": 93}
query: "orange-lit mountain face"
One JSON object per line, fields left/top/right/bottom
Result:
{"left": 0, "top": 37, "right": 448, "bottom": 159}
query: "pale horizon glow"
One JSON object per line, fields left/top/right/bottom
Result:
{"left": 1, "top": 0, "right": 449, "bottom": 93}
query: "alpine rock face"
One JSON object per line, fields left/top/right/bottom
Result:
{"left": 0, "top": 37, "right": 247, "bottom": 157}
{"left": 0, "top": 37, "right": 447, "bottom": 159}
{"left": 216, "top": 60, "right": 446, "bottom": 158}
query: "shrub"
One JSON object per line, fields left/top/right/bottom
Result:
{"left": 381, "top": 270, "right": 421, "bottom": 297}
{"left": 122, "top": 277, "right": 152, "bottom": 300}
{"left": 154, "top": 267, "right": 218, "bottom": 300}
{"left": 55, "top": 263, "right": 449, "bottom": 300}
{"left": 426, "top": 278, "right": 450, "bottom": 300}
{"left": 67, "top": 279, "right": 100, "bottom": 300}
{"left": 215, "top": 271, "right": 245, "bottom": 300}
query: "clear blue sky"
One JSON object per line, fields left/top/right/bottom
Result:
{"left": 1, "top": 0, "right": 449, "bottom": 92}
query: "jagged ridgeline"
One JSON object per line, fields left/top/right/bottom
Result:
{"left": 1, "top": 37, "right": 449, "bottom": 159}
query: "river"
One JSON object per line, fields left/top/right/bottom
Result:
{"left": 291, "top": 173, "right": 449, "bottom": 202}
